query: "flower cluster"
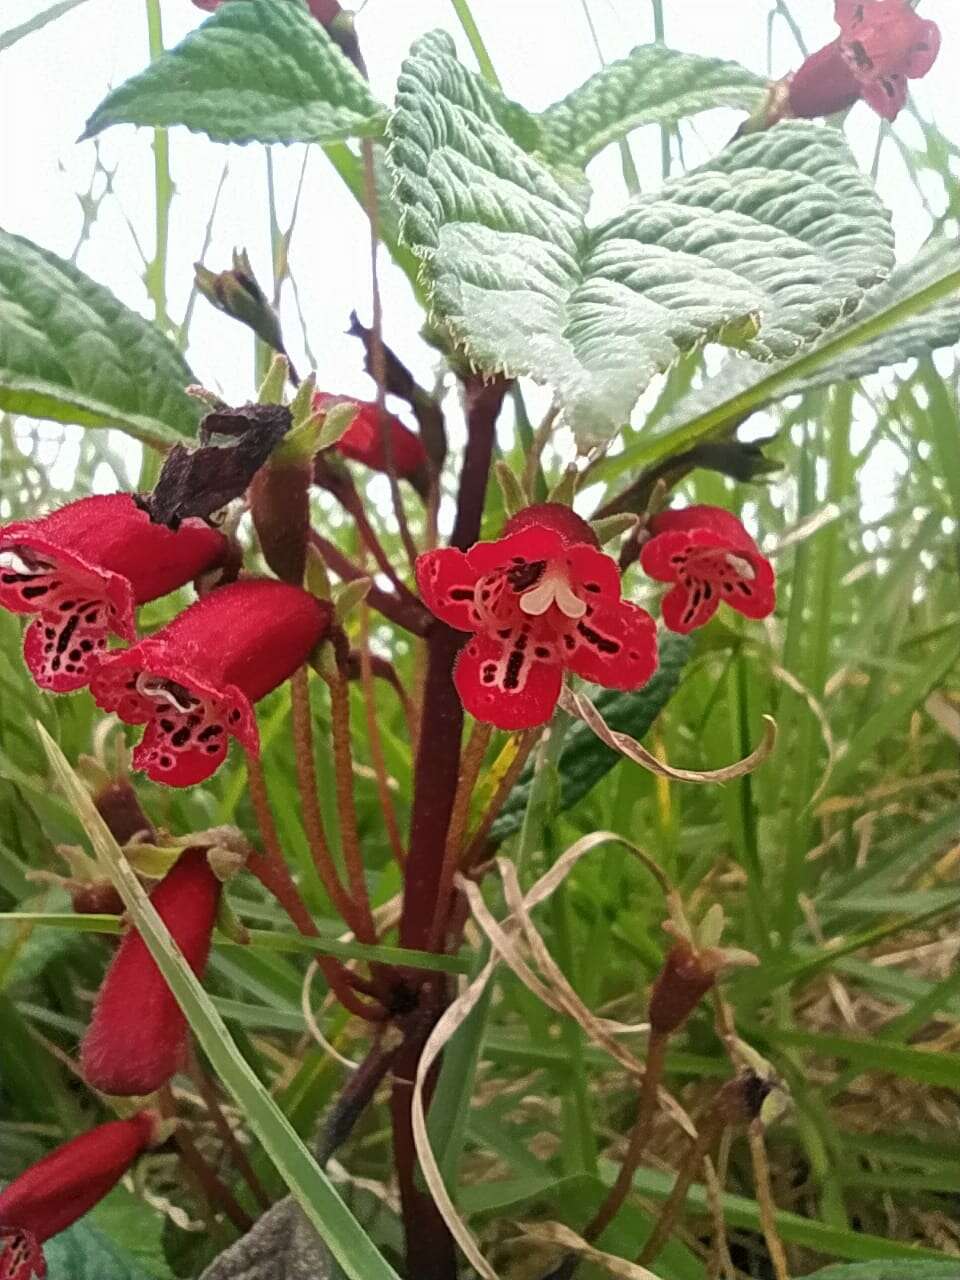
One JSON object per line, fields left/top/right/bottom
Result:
{"left": 416, "top": 503, "right": 775, "bottom": 730}
{"left": 0, "top": 1113, "right": 158, "bottom": 1279}
{"left": 0, "top": 498, "right": 332, "bottom": 786}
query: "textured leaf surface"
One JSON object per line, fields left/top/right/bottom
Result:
{"left": 540, "top": 43, "right": 767, "bottom": 168}
{"left": 43, "top": 1221, "right": 159, "bottom": 1280}
{"left": 490, "top": 631, "right": 691, "bottom": 842}
{"left": 389, "top": 33, "right": 894, "bottom": 445}
{"left": 0, "top": 230, "right": 201, "bottom": 447}
{"left": 650, "top": 237, "right": 960, "bottom": 442}
{"left": 82, "top": 0, "right": 386, "bottom": 146}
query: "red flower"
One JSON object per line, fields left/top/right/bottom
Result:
{"left": 90, "top": 579, "right": 332, "bottom": 786}
{"left": 789, "top": 0, "right": 940, "bottom": 121}
{"left": 640, "top": 506, "right": 775, "bottom": 635}
{"left": 81, "top": 850, "right": 221, "bottom": 1095}
{"left": 313, "top": 393, "right": 428, "bottom": 486}
{"left": 416, "top": 504, "right": 658, "bottom": 730}
{"left": 0, "top": 495, "right": 227, "bottom": 693}
{"left": 0, "top": 1112, "right": 157, "bottom": 1270}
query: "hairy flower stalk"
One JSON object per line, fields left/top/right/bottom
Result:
{"left": 0, "top": 494, "right": 227, "bottom": 692}
{"left": 90, "top": 578, "right": 332, "bottom": 785}
{"left": 0, "top": 1112, "right": 159, "bottom": 1278}
{"left": 80, "top": 849, "right": 222, "bottom": 1095}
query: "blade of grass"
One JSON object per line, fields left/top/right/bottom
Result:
{"left": 36, "top": 721, "right": 402, "bottom": 1280}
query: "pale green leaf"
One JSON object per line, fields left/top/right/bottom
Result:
{"left": 540, "top": 43, "right": 767, "bottom": 168}
{"left": 389, "top": 33, "right": 893, "bottom": 446}
{"left": 82, "top": 0, "right": 387, "bottom": 147}
{"left": 0, "top": 230, "right": 201, "bottom": 447}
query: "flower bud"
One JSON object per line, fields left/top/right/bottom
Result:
{"left": 80, "top": 850, "right": 222, "bottom": 1094}
{"left": 195, "top": 250, "right": 284, "bottom": 354}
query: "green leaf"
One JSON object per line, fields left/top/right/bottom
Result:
{"left": 36, "top": 725, "right": 402, "bottom": 1280}
{"left": 540, "top": 43, "right": 767, "bottom": 168}
{"left": 389, "top": 33, "right": 893, "bottom": 445}
{"left": 0, "top": 231, "right": 201, "bottom": 447}
{"left": 41, "top": 1220, "right": 160, "bottom": 1280}
{"left": 647, "top": 236, "right": 960, "bottom": 446}
{"left": 812, "top": 1261, "right": 960, "bottom": 1278}
{"left": 490, "top": 631, "right": 691, "bottom": 841}
{"left": 82, "top": 0, "right": 387, "bottom": 147}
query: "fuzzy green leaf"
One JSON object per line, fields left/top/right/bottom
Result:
{"left": 0, "top": 230, "right": 201, "bottom": 447}
{"left": 42, "top": 1221, "right": 160, "bottom": 1280}
{"left": 389, "top": 33, "right": 893, "bottom": 446}
{"left": 82, "top": 0, "right": 387, "bottom": 146}
{"left": 649, "top": 236, "right": 960, "bottom": 444}
{"left": 540, "top": 43, "right": 767, "bottom": 168}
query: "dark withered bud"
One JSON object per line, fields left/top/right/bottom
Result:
{"left": 648, "top": 940, "right": 719, "bottom": 1036}
{"left": 716, "top": 1071, "right": 775, "bottom": 1127}
{"left": 195, "top": 249, "right": 284, "bottom": 355}
{"left": 93, "top": 778, "right": 156, "bottom": 846}
{"left": 70, "top": 881, "right": 125, "bottom": 917}
{"left": 248, "top": 458, "right": 311, "bottom": 584}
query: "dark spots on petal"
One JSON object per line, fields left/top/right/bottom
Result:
{"left": 849, "top": 39, "right": 872, "bottom": 70}
{"left": 583, "top": 582, "right": 601, "bottom": 593}
{"left": 577, "top": 621, "right": 619, "bottom": 655}
{"left": 498, "top": 628, "right": 511, "bottom": 639}
{"left": 159, "top": 718, "right": 175, "bottom": 732}
{"left": 21, "top": 584, "right": 50, "bottom": 600}
{"left": 199, "top": 724, "right": 223, "bottom": 741}
{"left": 449, "top": 587, "right": 473, "bottom": 601}
{"left": 44, "top": 627, "right": 55, "bottom": 639}
{"left": 159, "top": 756, "right": 173, "bottom": 770}
{"left": 69, "top": 648, "right": 82, "bottom": 662}
{"left": 229, "top": 709, "right": 241, "bottom": 723}
{"left": 206, "top": 744, "right": 220, "bottom": 753}
{"left": 59, "top": 599, "right": 75, "bottom": 611}
{"left": 506, "top": 560, "right": 545, "bottom": 592}
{"left": 80, "top": 639, "right": 94, "bottom": 652}
{"left": 504, "top": 647, "right": 526, "bottom": 691}
{"left": 535, "top": 645, "right": 551, "bottom": 659}
{"left": 171, "top": 728, "right": 191, "bottom": 748}
{"left": 481, "top": 662, "right": 497, "bottom": 685}
{"left": 563, "top": 634, "right": 575, "bottom": 651}
{"left": 738, "top": 582, "right": 753, "bottom": 596}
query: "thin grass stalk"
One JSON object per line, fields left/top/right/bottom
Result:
{"left": 186, "top": 1040, "right": 272, "bottom": 1213}
{"left": 747, "top": 1120, "right": 792, "bottom": 1280}
{"left": 158, "top": 1083, "right": 252, "bottom": 1234}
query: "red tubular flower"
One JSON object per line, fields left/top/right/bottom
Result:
{"left": 416, "top": 503, "right": 658, "bottom": 730}
{"left": 90, "top": 579, "right": 332, "bottom": 786}
{"left": 789, "top": 0, "right": 940, "bottom": 121}
{"left": 0, "top": 495, "right": 227, "bottom": 693}
{"left": 0, "top": 1112, "right": 157, "bottom": 1266}
{"left": 313, "top": 393, "right": 428, "bottom": 488}
{"left": 81, "top": 850, "right": 221, "bottom": 1095}
{"left": 640, "top": 505, "right": 775, "bottom": 635}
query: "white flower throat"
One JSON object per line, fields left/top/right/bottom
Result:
{"left": 518, "top": 562, "right": 586, "bottom": 620}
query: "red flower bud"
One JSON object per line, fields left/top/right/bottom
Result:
{"left": 313, "top": 393, "right": 428, "bottom": 488}
{"left": 0, "top": 495, "right": 227, "bottom": 693}
{"left": 81, "top": 850, "right": 221, "bottom": 1095}
{"left": 648, "top": 941, "right": 719, "bottom": 1036}
{"left": 90, "top": 579, "right": 333, "bottom": 786}
{"left": 0, "top": 1112, "right": 157, "bottom": 1249}
{"left": 787, "top": 40, "right": 861, "bottom": 118}
{"left": 417, "top": 504, "right": 657, "bottom": 729}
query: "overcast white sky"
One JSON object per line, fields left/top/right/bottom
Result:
{"left": 1, "top": 0, "right": 958, "bottom": 498}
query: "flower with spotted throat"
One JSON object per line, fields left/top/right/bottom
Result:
{"left": 0, "top": 1112, "right": 159, "bottom": 1280}
{"left": 416, "top": 504, "right": 658, "bottom": 730}
{"left": 787, "top": 0, "right": 940, "bottom": 121}
{"left": 0, "top": 494, "right": 227, "bottom": 693}
{"left": 90, "top": 578, "right": 332, "bottom": 786}
{"left": 640, "top": 505, "right": 775, "bottom": 635}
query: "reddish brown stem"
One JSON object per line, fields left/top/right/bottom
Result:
{"left": 585, "top": 1030, "right": 668, "bottom": 1242}
{"left": 310, "top": 529, "right": 431, "bottom": 635}
{"left": 326, "top": 669, "right": 378, "bottom": 947}
{"left": 428, "top": 720, "right": 492, "bottom": 950}
{"left": 187, "top": 1041, "right": 272, "bottom": 1212}
{"left": 158, "top": 1084, "right": 252, "bottom": 1235}
{"left": 290, "top": 667, "right": 364, "bottom": 932}
{"left": 358, "top": 600, "right": 406, "bottom": 865}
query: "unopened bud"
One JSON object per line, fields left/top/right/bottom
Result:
{"left": 195, "top": 249, "right": 284, "bottom": 354}
{"left": 649, "top": 940, "right": 719, "bottom": 1035}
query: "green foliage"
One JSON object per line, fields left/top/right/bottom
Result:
{"left": 42, "top": 1221, "right": 160, "bottom": 1280}
{"left": 0, "top": 230, "right": 201, "bottom": 447}
{"left": 539, "top": 43, "right": 767, "bottom": 168}
{"left": 811, "top": 1265, "right": 960, "bottom": 1279}
{"left": 82, "top": 0, "right": 387, "bottom": 147}
{"left": 389, "top": 33, "right": 893, "bottom": 445}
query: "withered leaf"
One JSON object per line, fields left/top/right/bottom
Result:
{"left": 137, "top": 404, "right": 291, "bottom": 529}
